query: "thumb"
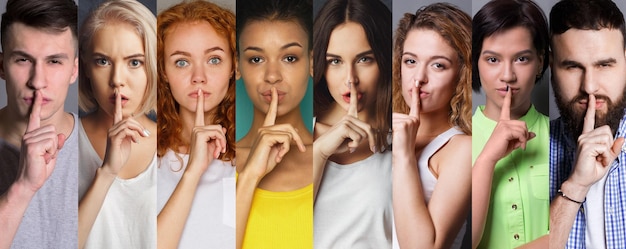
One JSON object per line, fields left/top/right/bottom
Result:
{"left": 611, "top": 137, "right": 625, "bottom": 156}
{"left": 57, "top": 133, "right": 66, "bottom": 150}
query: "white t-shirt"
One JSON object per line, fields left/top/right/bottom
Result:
{"left": 314, "top": 151, "right": 393, "bottom": 249}
{"left": 157, "top": 149, "right": 235, "bottom": 248}
{"left": 78, "top": 123, "right": 157, "bottom": 249}
{"left": 585, "top": 170, "right": 608, "bottom": 249}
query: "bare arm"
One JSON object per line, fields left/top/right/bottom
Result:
{"left": 393, "top": 136, "right": 471, "bottom": 249}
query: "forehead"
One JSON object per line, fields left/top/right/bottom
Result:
{"left": 551, "top": 28, "right": 624, "bottom": 61}
{"left": 404, "top": 29, "right": 455, "bottom": 56}
{"left": 327, "top": 21, "right": 369, "bottom": 52}
{"left": 482, "top": 26, "right": 535, "bottom": 53}
{"left": 164, "top": 21, "right": 229, "bottom": 51}
{"left": 91, "top": 23, "right": 143, "bottom": 54}
{"left": 3, "top": 22, "right": 75, "bottom": 56}
{"left": 238, "top": 19, "right": 309, "bottom": 51}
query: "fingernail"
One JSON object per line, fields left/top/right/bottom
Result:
{"left": 506, "top": 85, "right": 509, "bottom": 91}
{"left": 349, "top": 147, "right": 356, "bottom": 153}
{"left": 371, "top": 146, "right": 376, "bottom": 153}
{"left": 143, "top": 129, "right": 150, "bottom": 136}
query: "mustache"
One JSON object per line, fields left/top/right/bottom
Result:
{"left": 568, "top": 93, "right": 612, "bottom": 106}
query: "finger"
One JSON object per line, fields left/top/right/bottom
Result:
{"left": 57, "top": 133, "right": 66, "bottom": 150}
{"left": 348, "top": 81, "right": 358, "bottom": 117}
{"left": 27, "top": 90, "right": 42, "bottom": 132}
{"left": 500, "top": 85, "right": 511, "bottom": 121}
{"left": 583, "top": 94, "right": 596, "bottom": 134}
{"left": 276, "top": 139, "right": 292, "bottom": 163}
{"left": 409, "top": 85, "right": 420, "bottom": 117}
{"left": 263, "top": 87, "right": 278, "bottom": 126}
{"left": 114, "top": 88, "right": 122, "bottom": 124}
{"left": 195, "top": 89, "right": 205, "bottom": 126}
{"left": 346, "top": 116, "right": 377, "bottom": 153}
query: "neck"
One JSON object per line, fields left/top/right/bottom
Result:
{"left": 179, "top": 107, "right": 216, "bottom": 144}
{"left": 416, "top": 108, "right": 453, "bottom": 140}
{"left": 0, "top": 105, "right": 72, "bottom": 147}
{"left": 483, "top": 100, "right": 531, "bottom": 121}
{"left": 244, "top": 105, "right": 312, "bottom": 145}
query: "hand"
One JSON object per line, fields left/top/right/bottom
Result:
{"left": 314, "top": 81, "right": 375, "bottom": 159}
{"left": 187, "top": 89, "right": 227, "bottom": 174}
{"left": 101, "top": 88, "right": 149, "bottom": 176}
{"left": 570, "top": 94, "right": 624, "bottom": 188}
{"left": 392, "top": 85, "right": 420, "bottom": 155}
{"left": 478, "top": 86, "right": 536, "bottom": 163}
{"left": 17, "top": 90, "right": 66, "bottom": 193}
{"left": 244, "top": 87, "right": 306, "bottom": 180}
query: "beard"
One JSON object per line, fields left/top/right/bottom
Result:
{"left": 553, "top": 82, "right": 626, "bottom": 139}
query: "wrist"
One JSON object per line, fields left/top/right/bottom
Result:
{"left": 560, "top": 180, "right": 589, "bottom": 203}
{"left": 97, "top": 166, "right": 118, "bottom": 181}
{"left": 238, "top": 169, "right": 262, "bottom": 187}
{"left": 8, "top": 180, "right": 36, "bottom": 204}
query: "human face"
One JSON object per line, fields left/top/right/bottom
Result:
{"left": 478, "top": 26, "right": 543, "bottom": 118}
{"left": 164, "top": 21, "right": 232, "bottom": 119}
{"left": 325, "top": 21, "right": 379, "bottom": 113}
{"left": 551, "top": 28, "right": 626, "bottom": 136}
{"left": 84, "top": 23, "right": 147, "bottom": 119}
{"left": 0, "top": 22, "right": 78, "bottom": 121}
{"left": 400, "top": 29, "right": 458, "bottom": 114}
{"left": 238, "top": 20, "right": 311, "bottom": 117}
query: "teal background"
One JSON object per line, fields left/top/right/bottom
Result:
{"left": 235, "top": 78, "right": 314, "bottom": 141}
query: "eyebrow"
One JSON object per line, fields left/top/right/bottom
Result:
{"left": 481, "top": 49, "right": 534, "bottom": 57}
{"left": 243, "top": 42, "right": 303, "bottom": 52}
{"left": 326, "top": 50, "right": 375, "bottom": 60}
{"left": 9, "top": 50, "right": 69, "bottom": 61}
{"left": 169, "top": 47, "right": 225, "bottom": 57}
{"left": 560, "top": 60, "right": 583, "bottom": 68}
{"left": 402, "top": 51, "right": 453, "bottom": 63}
{"left": 93, "top": 52, "right": 144, "bottom": 60}
{"left": 594, "top": 58, "right": 617, "bottom": 66}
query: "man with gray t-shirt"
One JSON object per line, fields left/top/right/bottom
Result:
{"left": 0, "top": 0, "right": 78, "bottom": 248}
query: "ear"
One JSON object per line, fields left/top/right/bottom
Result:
{"left": 309, "top": 50, "right": 314, "bottom": 77}
{"left": 69, "top": 57, "right": 78, "bottom": 84}
{"left": 0, "top": 52, "right": 5, "bottom": 80}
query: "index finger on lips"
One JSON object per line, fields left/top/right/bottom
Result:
{"left": 500, "top": 85, "right": 511, "bottom": 121}
{"left": 263, "top": 87, "right": 278, "bottom": 126}
{"left": 195, "top": 89, "right": 205, "bottom": 126}
{"left": 348, "top": 81, "right": 358, "bottom": 118}
{"left": 583, "top": 94, "right": 596, "bottom": 134}
{"left": 27, "top": 90, "right": 42, "bottom": 132}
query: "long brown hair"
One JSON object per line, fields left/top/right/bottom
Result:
{"left": 157, "top": 0, "right": 236, "bottom": 162}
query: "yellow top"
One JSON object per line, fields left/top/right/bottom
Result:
{"left": 242, "top": 184, "right": 313, "bottom": 249}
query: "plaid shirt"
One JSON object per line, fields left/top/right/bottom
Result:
{"left": 550, "top": 115, "right": 626, "bottom": 248}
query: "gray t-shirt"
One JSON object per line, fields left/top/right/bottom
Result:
{"left": 0, "top": 113, "right": 78, "bottom": 249}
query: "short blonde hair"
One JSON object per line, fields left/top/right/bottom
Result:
{"left": 78, "top": 0, "right": 156, "bottom": 114}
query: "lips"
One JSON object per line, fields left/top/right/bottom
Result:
{"left": 188, "top": 90, "right": 210, "bottom": 98}
{"left": 496, "top": 86, "right": 520, "bottom": 96}
{"left": 409, "top": 89, "right": 429, "bottom": 98}
{"left": 342, "top": 91, "right": 363, "bottom": 103}
{"left": 261, "top": 89, "right": 286, "bottom": 103}
{"left": 23, "top": 96, "right": 51, "bottom": 105}
{"left": 109, "top": 93, "right": 129, "bottom": 105}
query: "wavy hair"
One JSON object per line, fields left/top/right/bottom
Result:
{"left": 156, "top": 0, "right": 236, "bottom": 163}
{"left": 392, "top": 3, "right": 472, "bottom": 135}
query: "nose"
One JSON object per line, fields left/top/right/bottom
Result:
{"left": 191, "top": 64, "right": 206, "bottom": 84}
{"left": 264, "top": 61, "right": 282, "bottom": 84}
{"left": 499, "top": 62, "right": 517, "bottom": 83}
{"left": 582, "top": 70, "right": 598, "bottom": 94}
{"left": 110, "top": 62, "right": 125, "bottom": 88}
{"left": 27, "top": 62, "right": 47, "bottom": 90}
{"left": 413, "top": 64, "right": 428, "bottom": 86}
{"left": 345, "top": 64, "right": 358, "bottom": 87}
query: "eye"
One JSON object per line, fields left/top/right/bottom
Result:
{"left": 516, "top": 56, "right": 529, "bottom": 63}
{"left": 432, "top": 62, "right": 446, "bottom": 70}
{"left": 49, "top": 59, "right": 62, "bottom": 65}
{"left": 486, "top": 57, "right": 498, "bottom": 64}
{"left": 327, "top": 58, "right": 341, "bottom": 65}
{"left": 175, "top": 59, "right": 189, "bottom": 68}
{"left": 129, "top": 59, "right": 143, "bottom": 68}
{"left": 208, "top": 57, "right": 222, "bottom": 65}
{"left": 283, "top": 55, "right": 298, "bottom": 63}
{"left": 357, "top": 56, "right": 374, "bottom": 64}
{"left": 249, "top": 57, "right": 264, "bottom": 64}
{"left": 94, "top": 58, "right": 110, "bottom": 66}
{"left": 403, "top": 59, "right": 416, "bottom": 65}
